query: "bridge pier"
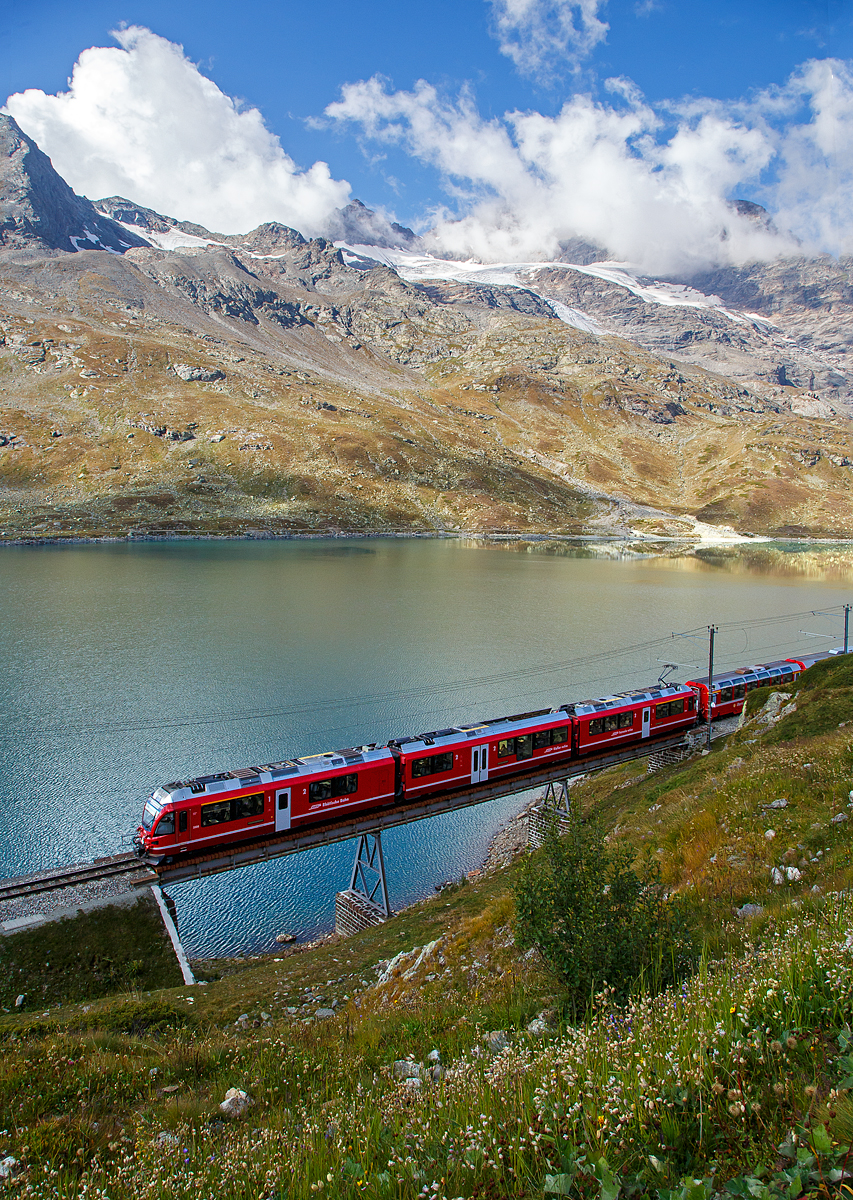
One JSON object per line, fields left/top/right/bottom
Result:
{"left": 335, "top": 831, "right": 391, "bottom": 937}
{"left": 528, "top": 778, "right": 574, "bottom": 849}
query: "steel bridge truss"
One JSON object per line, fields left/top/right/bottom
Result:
{"left": 348, "top": 832, "right": 390, "bottom": 919}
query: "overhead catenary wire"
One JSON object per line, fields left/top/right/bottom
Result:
{"left": 1, "top": 604, "right": 848, "bottom": 741}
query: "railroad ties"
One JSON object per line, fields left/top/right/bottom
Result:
{"left": 0, "top": 853, "right": 156, "bottom": 933}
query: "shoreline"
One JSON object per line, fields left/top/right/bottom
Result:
{"left": 2, "top": 529, "right": 853, "bottom": 550}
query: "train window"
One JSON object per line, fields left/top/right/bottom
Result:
{"left": 201, "top": 799, "right": 233, "bottom": 827}
{"left": 603, "top": 713, "right": 618, "bottom": 732}
{"left": 156, "top": 812, "right": 175, "bottom": 836}
{"left": 588, "top": 718, "right": 605, "bottom": 735}
{"left": 656, "top": 699, "right": 686, "bottom": 719}
{"left": 411, "top": 753, "right": 454, "bottom": 778}
{"left": 619, "top": 712, "right": 633, "bottom": 729}
{"left": 500, "top": 727, "right": 568, "bottom": 757}
{"left": 235, "top": 792, "right": 265, "bottom": 819}
{"left": 718, "top": 687, "right": 733, "bottom": 703}
{"left": 178, "top": 810, "right": 188, "bottom": 833}
{"left": 688, "top": 696, "right": 695, "bottom": 711}
{"left": 732, "top": 683, "right": 746, "bottom": 699}
{"left": 309, "top": 773, "right": 359, "bottom": 802}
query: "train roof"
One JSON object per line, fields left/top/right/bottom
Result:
{"left": 792, "top": 650, "right": 839, "bottom": 668}
{"left": 388, "top": 707, "right": 567, "bottom": 752}
{"left": 155, "top": 745, "right": 394, "bottom": 802}
{"left": 565, "top": 683, "right": 691, "bottom": 717}
{"left": 687, "top": 660, "right": 802, "bottom": 688}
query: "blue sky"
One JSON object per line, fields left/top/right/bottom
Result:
{"left": 3, "top": 0, "right": 853, "bottom": 268}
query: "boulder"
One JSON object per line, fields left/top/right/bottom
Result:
{"left": 219, "top": 1088, "right": 251, "bottom": 1118}
{"left": 484, "top": 1030, "right": 509, "bottom": 1056}
{"left": 173, "top": 363, "right": 225, "bottom": 383}
{"left": 314, "top": 1008, "right": 335, "bottom": 1020}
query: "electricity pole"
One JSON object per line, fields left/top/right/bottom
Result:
{"left": 845, "top": 605, "right": 850, "bottom": 654}
{"left": 706, "top": 625, "right": 717, "bottom": 752}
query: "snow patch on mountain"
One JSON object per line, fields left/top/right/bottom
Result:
{"left": 112, "top": 219, "right": 218, "bottom": 252}
{"left": 337, "top": 244, "right": 775, "bottom": 335}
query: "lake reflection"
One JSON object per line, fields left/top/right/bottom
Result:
{"left": 0, "top": 537, "right": 851, "bottom": 956}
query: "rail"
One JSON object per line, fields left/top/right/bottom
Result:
{"left": 0, "top": 853, "right": 155, "bottom": 905}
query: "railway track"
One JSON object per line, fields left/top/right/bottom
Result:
{"left": 0, "top": 852, "right": 155, "bottom": 905}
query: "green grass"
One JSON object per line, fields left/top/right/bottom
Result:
{"left": 0, "top": 897, "right": 183, "bottom": 1011}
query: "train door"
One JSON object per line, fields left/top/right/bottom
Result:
{"left": 176, "top": 808, "right": 189, "bottom": 849}
{"left": 275, "top": 788, "right": 291, "bottom": 832}
{"left": 471, "top": 745, "right": 489, "bottom": 785}
{"left": 641, "top": 708, "right": 651, "bottom": 739}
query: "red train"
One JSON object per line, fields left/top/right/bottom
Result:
{"left": 133, "top": 648, "right": 840, "bottom": 863}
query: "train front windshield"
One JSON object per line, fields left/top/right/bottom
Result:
{"left": 141, "top": 798, "right": 163, "bottom": 830}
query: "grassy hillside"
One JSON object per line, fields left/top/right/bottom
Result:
{"left": 2, "top": 657, "right": 853, "bottom": 1199}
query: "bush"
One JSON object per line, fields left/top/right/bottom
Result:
{"left": 513, "top": 811, "right": 697, "bottom": 1010}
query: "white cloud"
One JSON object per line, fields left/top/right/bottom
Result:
{"left": 326, "top": 61, "right": 853, "bottom": 274}
{"left": 4, "top": 26, "right": 350, "bottom": 236}
{"left": 758, "top": 58, "right": 853, "bottom": 258}
{"left": 488, "top": 0, "right": 609, "bottom": 79}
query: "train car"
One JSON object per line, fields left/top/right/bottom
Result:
{"left": 389, "top": 707, "right": 573, "bottom": 800}
{"left": 567, "top": 684, "right": 697, "bottom": 756}
{"left": 688, "top": 657, "right": 812, "bottom": 721}
{"left": 135, "top": 746, "right": 396, "bottom": 862}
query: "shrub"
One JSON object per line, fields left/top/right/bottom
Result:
{"left": 513, "top": 810, "right": 697, "bottom": 1010}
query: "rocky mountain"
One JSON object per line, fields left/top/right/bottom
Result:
{"left": 522, "top": 262, "right": 850, "bottom": 410}
{"left": 0, "top": 117, "right": 149, "bottom": 255}
{"left": 0, "top": 113, "right": 851, "bottom": 541}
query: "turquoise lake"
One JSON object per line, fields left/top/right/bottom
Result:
{"left": 0, "top": 537, "right": 851, "bottom": 956}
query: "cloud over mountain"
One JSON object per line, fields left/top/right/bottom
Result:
{"left": 4, "top": 26, "right": 351, "bottom": 237}
{"left": 326, "top": 58, "right": 853, "bottom": 274}
{"left": 5, "top": 25, "right": 853, "bottom": 276}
